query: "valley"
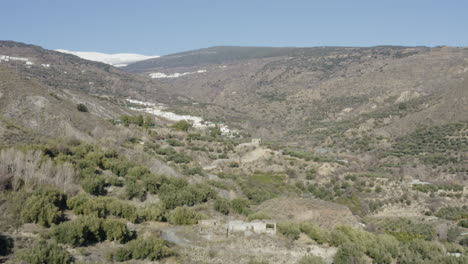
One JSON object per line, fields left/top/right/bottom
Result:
{"left": 0, "top": 41, "right": 467, "bottom": 264}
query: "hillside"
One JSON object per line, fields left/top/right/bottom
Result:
{"left": 0, "top": 42, "right": 467, "bottom": 264}
{"left": 125, "top": 45, "right": 468, "bottom": 145}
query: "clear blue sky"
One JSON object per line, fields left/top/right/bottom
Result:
{"left": 2, "top": 0, "right": 467, "bottom": 55}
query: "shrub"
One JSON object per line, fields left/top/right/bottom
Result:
{"left": 459, "top": 219, "right": 468, "bottom": 228}
{"left": 277, "top": 222, "right": 301, "bottom": 240}
{"left": 124, "top": 178, "right": 146, "bottom": 201}
{"left": 399, "top": 239, "right": 444, "bottom": 262}
{"left": 171, "top": 120, "right": 191, "bottom": 131}
{"left": 49, "top": 216, "right": 131, "bottom": 246}
{"left": 436, "top": 206, "right": 468, "bottom": 221}
{"left": 20, "top": 187, "right": 67, "bottom": 227}
{"left": 460, "top": 238, "right": 468, "bottom": 247}
{"left": 214, "top": 198, "right": 231, "bottom": 215}
{"left": 17, "top": 240, "right": 72, "bottom": 264}
{"left": 168, "top": 207, "right": 201, "bottom": 225}
{"left": 239, "top": 172, "right": 294, "bottom": 204}
{"left": 158, "top": 183, "right": 216, "bottom": 209}
{"left": 110, "top": 237, "right": 173, "bottom": 261}
{"left": 0, "top": 234, "right": 13, "bottom": 256}
{"left": 229, "top": 198, "right": 251, "bottom": 215}
{"left": 247, "top": 212, "right": 271, "bottom": 221}
{"left": 80, "top": 175, "right": 107, "bottom": 195}
{"left": 77, "top": 103, "right": 88, "bottom": 112}
{"left": 447, "top": 226, "right": 460, "bottom": 242}
{"left": 297, "top": 255, "right": 325, "bottom": 264}
{"left": 373, "top": 218, "right": 436, "bottom": 241}
{"left": 299, "top": 223, "right": 329, "bottom": 244}
{"left": 138, "top": 203, "right": 167, "bottom": 222}
{"left": 333, "top": 243, "right": 367, "bottom": 264}
{"left": 67, "top": 194, "right": 138, "bottom": 222}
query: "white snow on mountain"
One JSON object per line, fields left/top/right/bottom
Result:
{"left": 55, "top": 49, "right": 159, "bottom": 67}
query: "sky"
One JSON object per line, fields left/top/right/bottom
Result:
{"left": 2, "top": 0, "right": 468, "bottom": 55}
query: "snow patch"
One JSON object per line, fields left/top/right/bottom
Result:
{"left": 55, "top": 49, "right": 159, "bottom": 67}
{"left": 149, "top": 70, "right": 207, "bottom": 79}
{"left": 0, "top": 54, "right": 34, "bottom": 65}
{"left": 126, "top": 99, "right": 238, "bottom": 137}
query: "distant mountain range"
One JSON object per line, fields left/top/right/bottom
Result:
{"left": 55, "top": 49, "right": 159, "bottom": 67}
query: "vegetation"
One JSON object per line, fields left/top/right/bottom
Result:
{"left": 76, "top": 103, "right": 88, "bottom": 112}
{"left": 0, "top": 234, "right": 14, "bottom": 256}
{"left": 49, "top": 216, "right": 131, "bottom": 246}
{"left": 435, "top": 206, "right": 468, "bottom": 221}
{"left": 110, "top": 237, "right": 173, "bottom": 262}
{"left": 277, "top": 222, "right": 301, "bottom": 240}
{"left": 20, "top": 186, "right": 67, "bottom": 227}
{"left": 214, "top": 198, "right": 231, "bottom": 215}
{"left": 120, "top": 114, "right": 153, "bottom": 127}
{"left": 17, "top": 240, "right": 72, "bottom": 264}
{"left": 297, "top": 255, "right": 325, "bottom": 264}
{"left": 371, "top": 218, "right": 436, "bottom": 241}
{"left": 171, "top": 120, "right": 191, "bottom": 131}
{"left": 333, "top": 243, "right": 366, "bottom": 264}
{"left": 168, "top": 206, "right": 202, "bottom": 225}
{"left": 67, "top": 194, "right": 138, "bottom": 222}
{"left": 238, "top": 172, "right": 298, "bottom": 204}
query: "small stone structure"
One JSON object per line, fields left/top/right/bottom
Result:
{"left": 251, "top": 138, "right": 262, "bottom": 145}
{"left": 227, "top": 220, "right": 276, "bottom": 235}
{"left": 199, "top": 219, "right": 219, "bottom": 227}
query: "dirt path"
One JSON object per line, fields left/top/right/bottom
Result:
{"left": 161, "top": 227, "right": 202, "bottom": 248}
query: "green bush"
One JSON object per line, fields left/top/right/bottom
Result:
{"left": 299, "top": 223, "right": 329, "bottom": 244}
{"left": 333, "top": 243, "right": 367, "bottom": 264}
{"left": 68, "top": 194, "right": 138, "bottom": 222}
{"left": 296, "top": 255, "right": 325, "bottom": 264}
{"left": 447, "top": 226, "right": 461, "bottom": 242}
{"left": 168, "top": 207, "right": 201, "bottom": 225}
{"left": 124, "top": 178, "right": 146, "bottom": 201}
{"left": 80, "top": 174, "right": 107, "bottom": 195}
{"left": 459, "top": 219, "right": 468, "bottom": 228}
{"left": 77, "top": 103, "right": 88, "bottom": 112}
{"left": 229, "top": 198, "right": 251, "bottom": 215}
{"left": 110, "top": 237, "right": 173, "bottom": 261}
{"left": 171, "top": 120, "right": 191, "bottom": 131}
{"left": 460, "top": 237, "right": 468, "bottom": 247}
{"left": 277, "top": 222, "right": 301, "bottom": 240}
{"left": 247, "top": 212, "right": 271, "bottom": 221}
{"left": 373, "top": 218, "right": 436, "bottom": 241}
{"left": 398, "top": 239, "right": 444, "bottom": 262}
{"left": 239, "top": 172, "right": 296, "bottom": 204}
{"left": 138, "top": 203, "right": 167, "bottom": 222}
{"left": 20, "top": 187, "right": 67, "bottom": 227}
{"left": 159, "top": 183, "right": 216, "bottom": 209}
{"left": 436, "top": 206, "right": 468, "bottom": 221}
{"left": 17, "top": 240, "right": 72, "bottom": 264}
{"left": 49, "top": 216, "right": 131, "bottom": 246}
{"left": 214, "top": 198, "right": 231, "bottom": 215}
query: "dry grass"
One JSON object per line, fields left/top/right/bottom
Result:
{"left": 0, "top": 148, "right": 78, "bottom": 193}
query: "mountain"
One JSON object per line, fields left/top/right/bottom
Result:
{"left": 1, "top": 41, "right": 467, "bottom": 263}
{"left": 124, "top": 45, "right": 468, "bottom": 147}
{"left": 55, "top": 49, "right": 159, "bottom": 67}
{"left": 122, "top": 46, "right": 302, "bottom": 72}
